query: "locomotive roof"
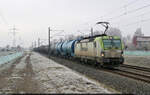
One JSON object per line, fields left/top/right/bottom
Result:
{"left": 78, "top": 35, "right": 121, "bottom": 43}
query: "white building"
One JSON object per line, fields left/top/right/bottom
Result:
{"left": 133, "top": 36, "right": 150, "bottom": 50}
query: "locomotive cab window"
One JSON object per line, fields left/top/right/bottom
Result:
{"left": 103, "top": 39, "right": 121, "bottom": 49}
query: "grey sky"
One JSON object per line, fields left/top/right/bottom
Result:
{"left": 0, "top": 0, "right": 150, "bottom": 48}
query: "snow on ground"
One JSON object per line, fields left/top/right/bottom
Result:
{"left": 0, "top": 51, "right": 15, "bottom": 57}
{"left": 30, "top": 52, "right": 112, "bottom": 93}
{"left": 0, "top": 54, "right": 26, "bottom": 93}
{"left": 15, "top": 56, "right": 27, "bottom": 70}
{"left": 124, "top": 55, "right": 150, "bottom": 68}
{"left": 0, "top": 53, "right": 43, "bottom": 94}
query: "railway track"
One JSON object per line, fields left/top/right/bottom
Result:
{"left": 103, "top": 65, "right": 150, "bottom": 84}
{"left": 73, "top": 61, "right": 150, "bottom": 84}
{"left": 104, "top": 68, "right": 150, "bottom": 84}
{"left": 53, "top": 56, "right": 150, "bottom": 84}
{"left": 120, "top": 64, "right": 150, "bottom": 72}
{"left": 40, "top": 53, "right": 150, "bottom": 84}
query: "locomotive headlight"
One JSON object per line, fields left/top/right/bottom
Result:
{"left": 101, "top": 51, "right": 105, "bottom": 57}
{"left": 101, "top": 53, "right": 104, "bottom": 57}
{"left": 121, "top": 51, "right": 124, "bottom": 56}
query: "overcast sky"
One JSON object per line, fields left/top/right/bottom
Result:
{"left": 0, "top": 0, "right": 150, "bottom": 48}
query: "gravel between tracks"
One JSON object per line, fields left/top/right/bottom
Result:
{"left": 49, "top": 55, "right": 150, "bottom": 95}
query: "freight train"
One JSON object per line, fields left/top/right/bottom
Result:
{"left": 34, "top": 22, "right": 124, "bottom": 67}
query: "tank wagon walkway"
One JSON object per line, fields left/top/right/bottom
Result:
{"left": 0, "top": 51, "right": 112, "bottom": 94}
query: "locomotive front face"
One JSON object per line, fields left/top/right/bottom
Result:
{"left": 100, "top": 36, "right": 124, "bottom": 65}
{"left": 102, "top": 38, "right": 123, "bottom": 57}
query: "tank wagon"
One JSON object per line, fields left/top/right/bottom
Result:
{"left": 66, "top": 40, "right": 77, "bottom": 57}
{"left": 36, "top": 45, "right": 48, "bottom": 54}
{"left": 61, "top": 41, "right": 69, "bottom": 56}
{"left": 56, "top": 42, "right": 64, "bottom": 56}
{"left": 54, "top": 39, "right": 80, "bottom": 57}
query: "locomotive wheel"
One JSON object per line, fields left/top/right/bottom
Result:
{"left": 100, "top": 63, "right": 104, "bottom": 68}
{"left": 93, "top": 61, "right": 99, "bottom": 68}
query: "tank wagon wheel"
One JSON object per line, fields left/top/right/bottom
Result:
{"left": 80, "top": 58, "right": 84, "bottom": 64}
{"left": 68, "top": 56, "right": 72, "bottom": 60}
{"left": 82, "top": 59, "right": 87, "bottom": 64}
{"left": 87, "top": 60, "right": 93, "bottom": 66}
{"left": 99, "top": 63, "right": 104, "bottom": 68}
{"left": 70, "top": 57, "right": 73, "bottom": 60}
{"left": 94, "top": 61, "right": 100, "bottom": 68}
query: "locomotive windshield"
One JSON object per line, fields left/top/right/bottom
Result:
{"left": 103, "top": 39, "right": 121, "bottom": 49}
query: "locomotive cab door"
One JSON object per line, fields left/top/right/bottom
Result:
{"left": 93, "top": 41, "right": 99, "bottom": 57}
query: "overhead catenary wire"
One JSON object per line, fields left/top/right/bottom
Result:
{"left": 110, "top": 18, "right": 150, "bottom": 36}
{"left": 103, "top": 0, "right": 141, "bottom": 19}
{"left": 105, "top": 3, "right": 150, "bottom": 22}
{"left": 74, "top": 0, "right": 150, "bottom": 38}
{"left": 104, "top": 0, "right": 150, "bottom": 21}
{"left": 76, "top": 0, "right": 141, "bottom": 28}
{"left": 81, "top": 2, "right": 150, "bottom": 34}
{"left": 111, "top": 10, "right": 150, "bottom": 25}
{"left": 124, "top": 0, "right": 141, "bottom": 7}
{"left": 125, "top": 17, "right": 150, "bottom": 27}
{"left": 74, "top": 0, "right": 142, "bottom": 36}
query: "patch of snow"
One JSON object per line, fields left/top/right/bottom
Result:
{"left": 31, "top": 52, "right": 113, "bottom": 93}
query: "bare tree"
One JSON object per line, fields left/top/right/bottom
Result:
{"left": 67, "top": 34, "right": 76, "bottom": 41}
{"left": 107, "top": 27, "right": 122, "bottom": 38}
{"left": 93, "top": 30, "right": 103, "bottom": 36}
{"left": 134, "top": 28, "right": 144, "bottom": 37}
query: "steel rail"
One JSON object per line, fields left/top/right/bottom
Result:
{"left": 120, "top": 64, "right": 150, "bottom": 72}
{"left": 103, "top": 68, "right": 150, "bottom": 83}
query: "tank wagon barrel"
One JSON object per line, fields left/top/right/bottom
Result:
{"left": 66, "top": 40, "right": 78, "bottom": 57}
{"left": 55, "top": 42, "right": 63, "bottom": 56}
{"left": 61, "top": 41, "right": 70, "bottom": 56}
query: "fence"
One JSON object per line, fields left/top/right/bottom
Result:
{"left": 124, "top": 51, "right": 150, "bottom": 56}
{"left": 0, "top": 52, "right": 24, "bottom": 65}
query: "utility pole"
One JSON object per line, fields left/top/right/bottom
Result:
{"left": 48, "top": 26, "right": 64, "bottom": 58}
{"left": 34, "top": 41, "right": 36, "bottom": 48}
{"left": 32, "top": 42, "right": 34, "bottom": 49}
{"left": 91, "top": 28, "right": 93, "bottom": 37}
{"left": 48, "top": 27, "right": 51, "bottom": 58}
{"left": 38, "top": 38, "right": 40, "bottom": 47}
{"left": 10, "top": 25, "right": 18, "bottom": 47}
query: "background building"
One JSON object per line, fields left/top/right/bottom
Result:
{"left": 133, "top": 36, "right": 150, "bottom": 50}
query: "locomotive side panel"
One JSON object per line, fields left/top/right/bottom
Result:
{"left": 74, "top": 41, "right": 96, "bottom": 59}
